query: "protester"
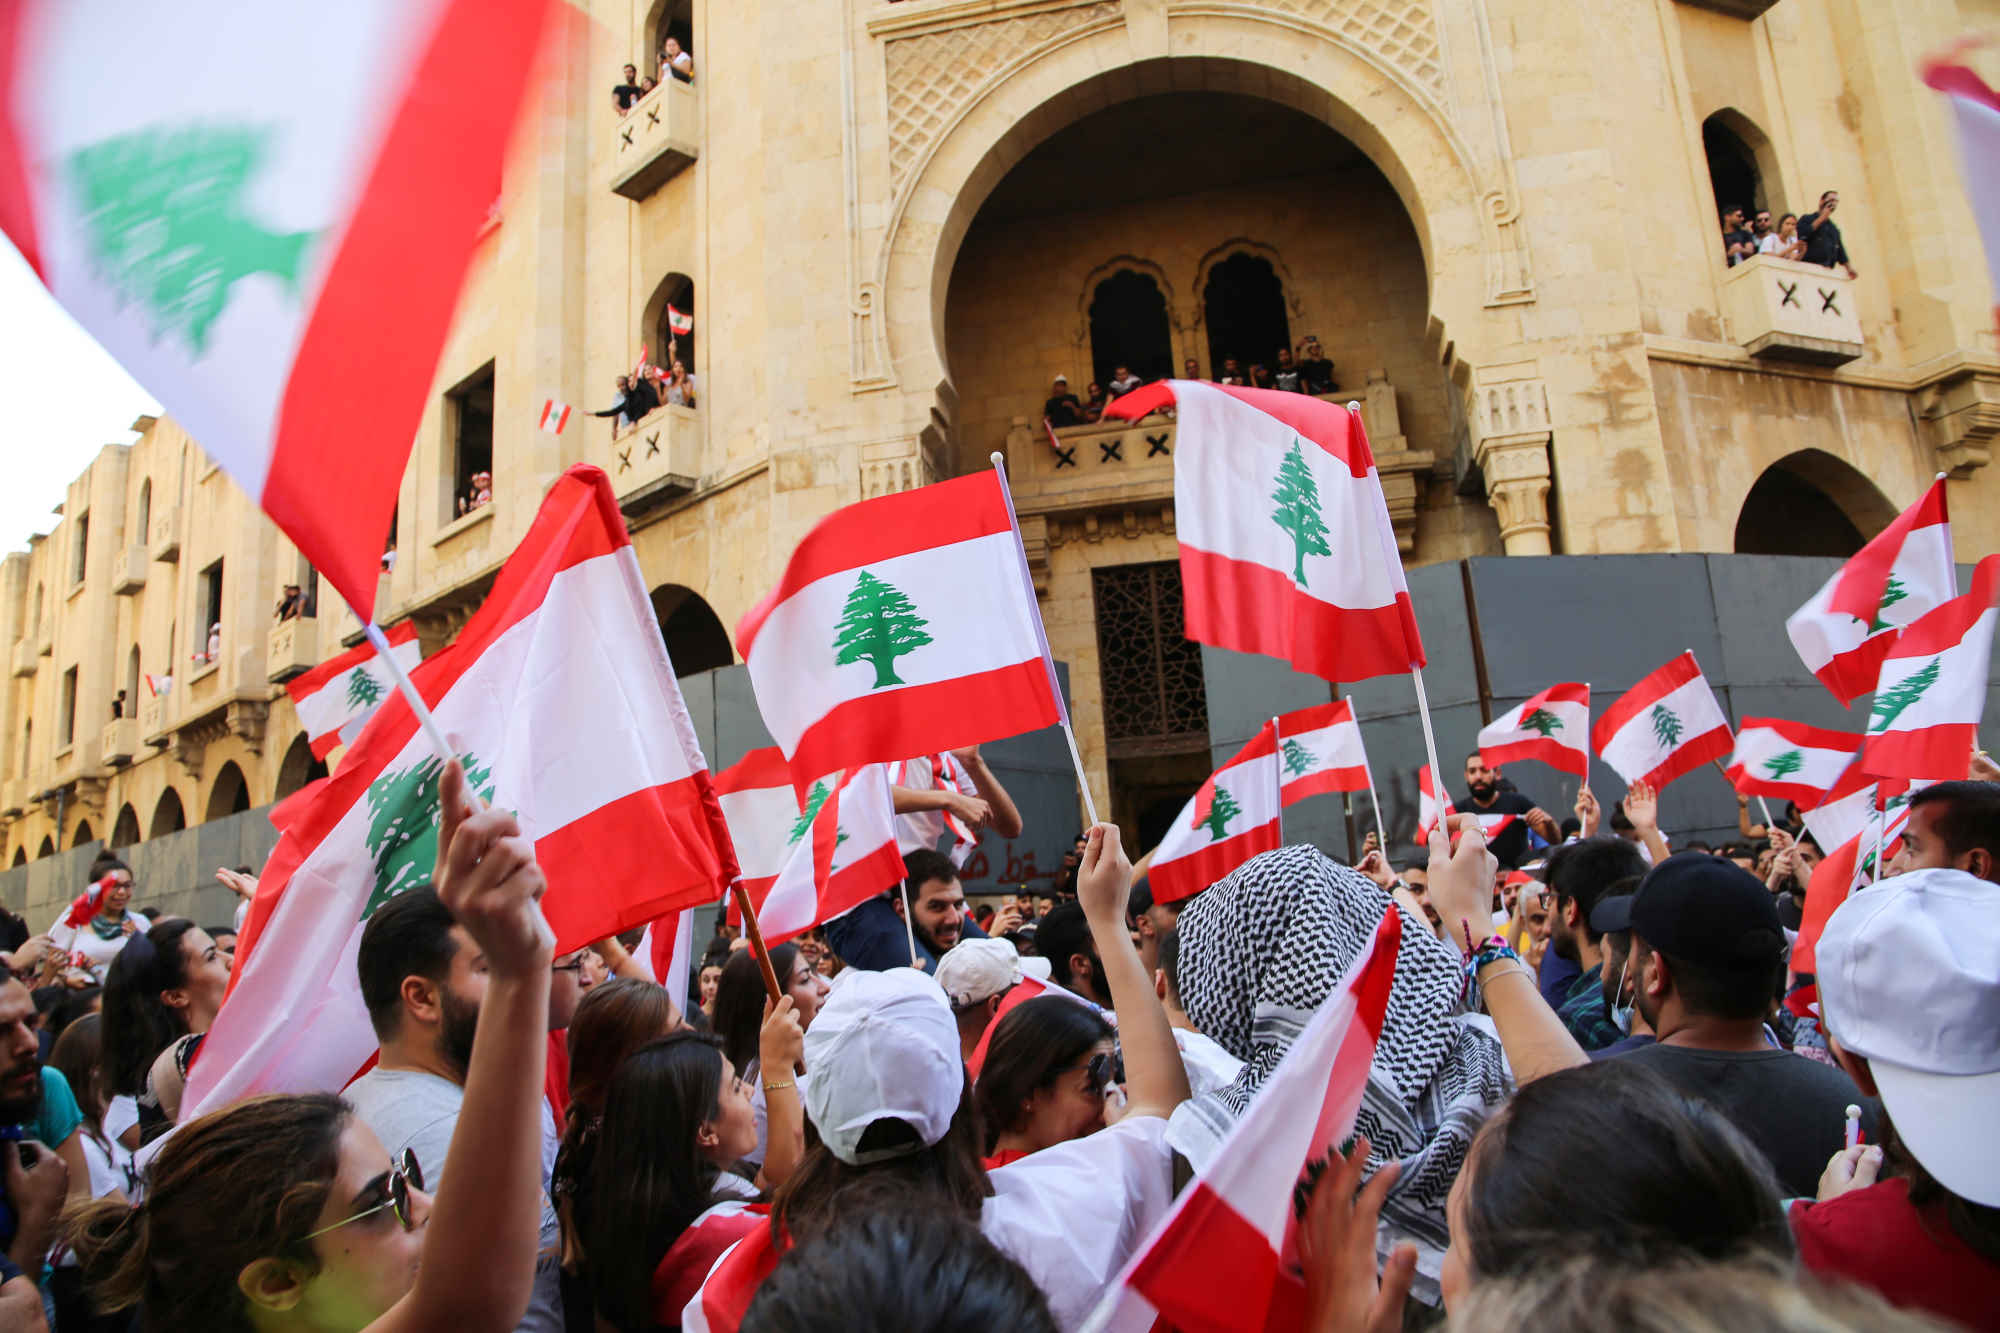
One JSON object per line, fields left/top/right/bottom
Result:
{"left": 1761, "top": 211, "right": 1806, "bottom": 259}
{"left": 891, "top": 747, "right": 1020, "bottom": 860}
{"left": 697, "top": 961, "right": 724, "bottom": 1017}
{"left": 661, "top": 35, "right": 693, "bottom": 83}
{"left": 1798, "top": 189, "right": 1857, "bottom": 277}
{"left": 275, "top": 582, "right": 307, "bottom": 621}
{"left": 1790, "top": 867, "right": 2000, "bottom": 1328}
{"left": 1033, "top": 900, "right": 1110, "bottom": 1008}
{"left": 934, "top": 937, "right": 1032, "bottom": 1063}
{"left": 1106, "top": 364, "right": 1143, "bottom": 397}
{"left": 1271, "top": 347, "right": 1303, "bottom": 393}
{"left": 63, "top": 766, "right": 554, "bottom": 1332}
{"left": 98, "top": 917, "right": 228, "bottom": 1142}
{"left": 1153, "top": 925, "right": 1243, "bottom": 1095}
{"left": 1042, "top": 376, "right": 1084, "bottom": 428}
{"left": 1584, "top": 880, "right": 1655, "bottom": 1060}
{"left": 972, "top": 995, "right": 1116, "bottom": 1169}
{"left": 1181, "top": 357, "right": 1201, "bottom": 382}
{"left": 1887, "top": 779, "right": 2000, "bottom": 880}
{"left": 1501, "top": 880, "right": 1550, "bottom": 969}
{"left": 1595, "top": 852, "right": 1877, "bottom": 1197}
{"left": 1721, "top": 204, "right": 1757, "bottom": 265}
{"left": 1543, "top": 836, "right": 1648, "bottom": 1051}
{"left": 664, "top": 358, "right": 697, "bottom": 408}
{"left": 1080, "top": 381, "right": 1106, "bottom": 423}
{"left": 47, "top": 857, "right": 138, "bottom": 982}
{"left": 48, "top": 1011, "right": 133, "bottom": 1330}
{"left": 710, "top": 944, "right": 825, "bottom": 1175}
{"left": 1219, "top": 356, "right": 1245, "bottom": 386}
{"left": 1459, "top": 751, "right": 1556, "bottom": 868}
{"left": 825, "top": 849, "right": 988, "bottom": 974}
{"left": 612, "top": 64, "right": 645, "bottom": 112}
{"left": 1126, "top": 874, "right": 1177, "bottom": 977}
{"left": 1296, "top": 336, "right": 1336, "bottom": 393}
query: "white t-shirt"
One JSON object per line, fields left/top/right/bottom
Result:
{"left": 103, "top": 1094, "right": 139, "bottom": 1148}
{"left": 1758, "top": 232, "right": 1792, "bottom": 255}
{"left": 46, "top": 918, "right": 130, "bottom": 980}
{"left": 892, "top": 755, "right": 977, "bottom": 863}
{"left": 1171, "top": 1028, "right": 1244, "bottom": 1098}
{"left": 742, "top": 1058, "right": 809, "bottom": 1171}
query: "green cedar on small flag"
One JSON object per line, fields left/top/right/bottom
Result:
{"left": 1650, "top": 704, "right": 1684, "bottom": 750}
{"left": 1274, "top": 698, "right": 1373, "bottom": 803}
{"left": 1726, "top": 718, "right": 1864, "bottom": 810}
{"left": 831, "top": 570, "right": 934, "bottom": 689}
{"left": 360, "top": 752, "right": 494, "bottom": 919}
{"left": 286, "top": 621, "right": 426, "bottom": 761}
{"left": 1281, "top": 738, "right": 1319, "bottom": 779}
{"left": 1861, "top": 555, "right": 2000, "bottom": 780}
{"left": 1593, "top": 653, "right": 1732, "bottom": 793}
{"left": 1478, "top": 684, "right": 1591, "bottom": 777}
{"left": 1149, "top": 722, "right": 1283, "bottom": 904}
{"left": 1270, "top": 438, "right": 1333, "bottom": 588}
{"left": 1762, "top": 750, "right": 1805, "bottom": 780}
{"left": 1522, "top": 708, "right": 1562, "bottom": 737}
{"left": 789, "top": 781, "right": 834, "bottom": 844}
{"left": 1868, "top": 575, "right": 1909, "bottom": 634}
{"left": 345, "top": 668, "right": 385, "bottom": 711}
{"left": 730, "top": 765, "right": 906, "bottom": 946}
{"left": 1196, "top": 784, "right": 1244, "bottom": 841}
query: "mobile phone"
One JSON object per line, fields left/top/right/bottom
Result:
{"left": 15, "top": 1142, "right": 38, "bottom": 1170}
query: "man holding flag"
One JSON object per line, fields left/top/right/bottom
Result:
{"left": 1457, "top": 749, "right": 1558, "bottom": 868}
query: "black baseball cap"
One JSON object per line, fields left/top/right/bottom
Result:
{"left": 1613, "top": 852, "right": 1785, "bottom": 968}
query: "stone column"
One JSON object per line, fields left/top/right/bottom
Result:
{"left": 1471, "top": 372, "right": 1554, "bottom": 556}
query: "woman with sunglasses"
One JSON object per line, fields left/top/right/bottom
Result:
{"left": 62, "top": 761, "right": 556, "bottom": 1333}
{"left": 972, "top": 994, "right": 1119, "bottom": 1169}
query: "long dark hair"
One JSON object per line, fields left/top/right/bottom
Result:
{"left": 971, "top": 996, "right": 1113, "bottom": 1153}
{"left": 712, "top": 944, "right": 797, "bottom": 1077}
{"left": 50, "top": 1012, "right": 110, "bottom": 1156}
{"left": 1462, "top": 1062, "right": 1792, "bottom": 1278}
{"left": 585, "top": 1032, "right": 737, "bottom": 1331}
{"left": 99, "top": 919, "right": 197, "bottom": 1097}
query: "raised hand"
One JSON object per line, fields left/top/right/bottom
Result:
{"left": 1622, "top": 780, "right": 1659, "bottom": 832}
{"left": 1297, "top": 1135, "right": 1415, "bottom": 1333}
{"left": 1426, "top": 813, "right": 1499, "bottom": 951}
{"left": 1076, "top": 823, "right": 1133, "bottom": 926}
{"left": 1574, "top": 785, "right": 1600, "bottom": 839}
{"left": 433, "top": 759, "right": 550, "bottom": 978}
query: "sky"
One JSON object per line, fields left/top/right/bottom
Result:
{"left": 0, "top": 240, "right": 161, "bottom": 555}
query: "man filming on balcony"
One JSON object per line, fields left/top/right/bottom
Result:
{"left": 1798, "top": 189, "right": 1858, "bottom": 279}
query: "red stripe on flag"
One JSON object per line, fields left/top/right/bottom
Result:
{"left": 1881, "top": 554, "right": 2000, "bottom": 657}
{"left": 264, "top": 0, "right": 553, "bottom": 622}
{"left": 1276, "top": 698, "right": 1355, "bottom": 732}
{"left": 780, "top": 660, "right": 1059, "bottom": 798}
{"left": 762, "top": 839, "right": 907, "bottom": 948}
{"left": 1127, "top": 1180, "right": 1282, "bottom": 1333}
{"left": 1825, "top": 479, "right": 1949, "bottom": 624}
{"left": 286, "top": 621, "right": 419, "bottom": 701}
{"left": 1811, "top": 633, "right": 1896, "bottom": 708}
{"left": 1180, "top": 547, "right": 1423, "bottom": 684}
{"left": 1106, "top": 381, "right": 1377, "bottom": 477}
{"left": 714, "top": 746, "right": 790, "bottom": 795}
{"left": 1150, "top": 818, "right": 1282, "bottom": 905}
{"left": 1791, "top": 832, "right": 1861, "bottom": 974}
{"left": 0, "top": 0, "right": 42, "bottom": 280}
{"left": 1591, "top": 651, "right": 1702, "bottom": 753}
{"left": 1283, "top": 765, "right": 1371, "bottom": 801}
{"left": 1926, "top": 57, "right": 2000, "bottom": 112}
{"left": 1736, "top": 717, "right": 1868, "bottom": 752}
{"left": 1629, "top": 724, "right": 1734, "bottom": 794}
{"left": 534, "top": 775, "right": 739, "bottom": 950}
{"left": 1862, "top": 725, "right": 1979, "bottom": 785}
{"left": 1477, "top": 736, "right": 1586, "bottom": 776}
{"left": 734, "top": 473, "right": 1015, "bottom": 655}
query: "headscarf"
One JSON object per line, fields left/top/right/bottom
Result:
{"left": 1168, "top": 845, "right": 1511, "bottom": 1305}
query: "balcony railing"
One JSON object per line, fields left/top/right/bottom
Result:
{"left": 605, "top": 405, "right": 700, "bottom": 516}
{"left": 101, "top": 718, "right": 138, "bottom": 768}
{"left": 611, "top": 78, "right": 700, "bottom": 201}
{"left": 139, "top": 690, "right": 167, "bottom": 743}
{"left": 1721, "top": 255, "right": 1863, "bottom": 366}
{"left": 112, "top": 545, "right": 147, "bottom": 594}
{"left": 267, "top": 616, "right": 321, "bottom": 683}
{"left": 149, "top": 504, "right": 182, "bottom": 562}
{"left": 9, "top": 641, "right": 33, "bottom": 679}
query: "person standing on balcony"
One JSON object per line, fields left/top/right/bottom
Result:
{"left": 1760, "top": 212, "right": 1805, "bottom": 260}
{"left": 661, "top": 36, "right": 693, "bottom": 84}
{"left": 1720, "top": 205, "right": 1757, "bottom": 266}
{"left": 275, "top": 583, "right": 304, "bottom": 622}
{"left": 664, "top": 359, "right": 697, "bottom": 409}
{"left": 1106, "top": 364, "right": 1143, "bottom": 397}
{"left": 1799, "top": 190, "right": 1858, "bottom": 278}
{"left": 1296, "top": 335, "right": 1336, "bottom": 394}
{"left": 612, "top": 65, "right": 644, "bottom": 114}
{"left": 1042, "top": 375, "right": 1083, "bottom": 428}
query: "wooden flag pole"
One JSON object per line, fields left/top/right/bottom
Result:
{"left": 991, "top": 451, "right": 1101, "bottom": 828}
{"left": 728, "top": 878, "right": 806, "bottom": 1073}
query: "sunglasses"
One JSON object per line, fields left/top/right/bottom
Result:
{"left": 302, "top": 1148, "right": 424, "bottom": 1242}
{"left": 1063, "top": 1050, "right": 1120, "bottom": 1095}
{"left": 551, "top": 951, "right": 590, "bottom": 974}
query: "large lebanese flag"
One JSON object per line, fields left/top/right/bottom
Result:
{"left": 286, "top": 621, "right": 425, "bottom": 761}
{"left": 1725, "top": 718, "right": 1862, "bottom": 809}
{"left": 1104, "top": 382, "right": 1424, "bottom": 684}
{"left": 1273, "top": 699, "right": 1370, "bottom": 803}
{"left": 0, "top": 0, "right": 549, "bottom": 621}
{"left": 713, "top": 747, "right": 799, "bottom": 903}
{"left": 1083, "top": 908, "right": 1401, "bottom": 1333}
{"left": 1149, "top": 723, "right": 1281, "bottom": 905}
{"left": 736, "top": 471, "right": 1063, "bottom": 793}
{"left": 1592, "top": 652, "right": 1733, "bottom": 792}
{"left": 184, "top": 466, "right": 740, "bottom": 1116}
{"left": 1861, "top": 554, "right": 2000, "bottom": 779}
{"left": 1477, "top": 683, "right": 1590, "bottom": 776}
{"left": 1786, "top": 479, "right": 1955, "bottom": 705}
{"left": 730, "top": 764, "right": 905, "bottom": 946}
{"left": 1926, "top": 55, "right": 2000, "bottom": 321}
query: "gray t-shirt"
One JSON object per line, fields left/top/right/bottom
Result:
{"left": 344, "top": 1067, "right": 563, "bottom": 1333}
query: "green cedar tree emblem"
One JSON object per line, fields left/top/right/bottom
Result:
{"left": 1521, "top": 707, "right": 1563, "bottom": 738}
{"left": 345, "top": 667, "right": 386, "bottom": 711}
{"left": 1761, "top": 749, "right": 1805, "bottom": 780}
{"left": 832, "top": 570, "right": 933, "bottom": 689}
{"left": 1281, "top": 739, "right": 1318, "bottom": 779}
{"left": 1650, "top": 704, "right": 1684, "bottom": 750}
{"left": 1196, "top": 784, "right": 1243, "bottom": 841}
{"left": 1869, "top": 659, "right": 1941, "bottom": 733}
{"left": 1270, "top": 439, "right": 1332, "bottom": 588}
{"left": 361, "top": 753, "right": 495, "bottom": 920}
{"left": 1867, "top": 576, "right": 1909, "bottom": 635}
{"left": 65, "top": 124, "right": 317, "bottom": 357}
{"left": 787, "top": 782, "right": 847, "bottom": 849}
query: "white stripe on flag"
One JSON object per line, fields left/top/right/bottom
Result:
{"left": 1598, "top": 675, "right": 1730, "bottom": 784}
{"left": 720, "top": 783, "right": 802, "bottom": 884}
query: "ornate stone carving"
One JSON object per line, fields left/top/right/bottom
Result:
{"left": 227, "top": 700, "right": 270, "bottom": 756}
{"left": 172, "top": 715, "right": 230, "bottom": 781}
{"left": 1243, "top": 0, "right": 1446, "bottom": 102}
{"left": 1916, "top": 366, "right": 2000, "bottom": 479}
{"left": 1469, "top": 369, "right": 1553, "bottom": 554}
{"left": 1360, "top": 369, "right": 1434, "bottom": 554}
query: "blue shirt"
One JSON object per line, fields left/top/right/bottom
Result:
{"left": 20, "top": 1068, "right": 80, "bottom": 1153}
{"left": 823, "top": 894, "right": 988, "bottom": 973}
{"left": 1537, "top": 948, "right": 1581, "bottom": 1009}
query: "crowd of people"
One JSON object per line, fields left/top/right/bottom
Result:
{"left": 611, "top": 37, "right": 696, "bottom": 114}
{"left": 1721, "top": 188, "right": 1857, "bottom": 277}
{"left": 593, "top": 360, "right": 698, "bottom": 440}
{"left": 0, "top": 732, "right": 1988, "bottom": 1332}
{"left": 1041, "top": 336, "right": 1341, "bottom": 430}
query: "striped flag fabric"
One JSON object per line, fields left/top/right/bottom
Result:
{"left": 667, "top": 303, "right": 694, "bottom": 336}
{"left": 184, "top": 465, "right": 741, "bottom": 1116}
{"left": 1082, "top": 908, "right": 1402, "bottom": 1333}
{"left": 892, "top": 752, "right": 979, "bottom": 864}
{"left": 966, "top": 972, "right": 1058, "bottom": 1077}
{"left": 1861, "top": 555, "right": 2000, "bottom": 779}
{"left": 1801, "top": 758, "right": 1876, "bottom": 855}
{"left": 1725, "top": 718, "right": 1863, "bottom": 808}
{"left": 1415, "top": 764, "right": 1454, "bottom": 843}
{"left": 1926, "top": 55, "right": 2000, "bottom": 320}
{"left": 1592, "top": 652, "right": 1733, "bottom": 793}
{"left": 1149, "top": 723, "right": 1282, "bottom": 904}
{"left": 0, "top": 0, "right": 549, "bottom": 621}
{"left": 1273, "top": 699, "right": 1371, "bottom": 803}
{"left": 284, "top": 620, "right": 425, "bottom": 760}
{"left": 736, "top": 471, "right": 1064, "bottom": 793}
{"left": 713, "top": 747, "right": 799, "bottom": 903}
{"left": 728, "top": 764, "right": 905, "bottom": 946}
{"left": 1786, "top": 479, "right": 1955, "bottom": 705}
{"left": 1477, "top": 683, "right": 1590, "bottom": 776}
{"left": 538, "top": 399, "right": 571, "bottom": 435}
{"left": 142, "top": 672, "right": 171, "bottom": 697}
{"left": 1104, "top": 382, "right": 1424, "bottom": 685}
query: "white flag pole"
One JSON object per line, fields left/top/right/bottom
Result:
{"left": 1271, "top": 716, "right": 1284, "bottom": 843}
{"left": 1757, "top": 794, "right": 1778, "bottom": 831}
{"left": 1352, "top": 701, "right": 1392, "bottom": 858}
{"left": 1410, "top": 664, "right": 1449, "bottom": 850}
{"left": 991, "top": 451, "right": 1101, "bottom": 828}
{"left": 1866, "top": 800, "right": 1884, "bottom": 887}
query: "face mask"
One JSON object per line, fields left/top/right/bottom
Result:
{"left": 1607, "top": 955, "right": 1635, "bottom": 1036}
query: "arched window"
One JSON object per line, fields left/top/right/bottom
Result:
{"left": 1734, "top": 450, "right": 1898, "bottom": 556}
{"left": 1202, "top": 252, "right": 1292, "bottom": 381}
{"left": 274, "top": 732, "right": 329, "bottom": 801}
{"left": 650, "top": 585, "right": 734, "bottom": 676}
{"left": 1088, "top": 270, "right": 1173, "bottom": 392}
{"left": 1703, "top": 117, "right": 1761, "bottom": 222}
{"left": 111, "top": 803, "right": 142, "bottom": 849}
{"left": 137, "top": 478, "right": 151, "bottom": 543}
{"left": 150, "top": 788, "right": 187, "bottom": 838}
{"left": 71, "top": 819, "right": 93, "bottom": 849}
{"left": 646, "top": 272, "right": 697, "bottom": 378}
{"left": 645, "top": 0, "right": 695, "bottom": 83}
{"left": 207, "top": 762, "right": 251, "bottom": 820}
{"left": 35, "top": 837, "right": 53, "bottom": 861}
{"left": 8, "top": 848, "right": 23, "bottom": 868}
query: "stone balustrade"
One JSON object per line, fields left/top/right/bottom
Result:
{"left": 611, "top": 79, "right": 700, "bottom": 201}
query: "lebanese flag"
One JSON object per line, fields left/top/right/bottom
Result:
{"left": 1415, "top": 764, "right": 1454, "bottom": 843}
{"left": 1862, "top": 555, "right": 2000, "bottom": 779}
{"left": 1786, "top": 479, "right": 1956, "bottom": 705}
{"left": 1927, "top": 55, "right": 2000, "bottom": 321}
{"left": 184, "top": 465, "right": 741, "bottom": 1116}
{"left": 1273, "top": 699, "right": 1371, "bottom": 803}
{"left": 667, "top": 303, "right": 693, "bottom": 336}
{"left": 1149, "top": 723, "right": 1282, "bottom": 905}
{"left": 1104, "top": 381, "right": 1424, "bottom": 685}
{"left": 538, "top": 399, "right": 571, "bottom": 435}
{"left": 1801, "top": 759, "right": 1878, "bottom": 856}
{"left": 713, "top": 747, "right": 800, "bottom": 903}
{"left": 1592, "top": 652, "right": 1733, "bottom": 792}
{"left": 285, "top": 620, "right": 424, "bottom": 760}
{"left": 60, "top": 873, "right": 116, "bottom": 930}
{"left": 1477, "top": 683, "right": 1590, "bottom": 777}
{"left": 0, "top": 0, "right": 549, "bottom": 621}
{"left": 737, "top": 471, "right": 1063, "bottom": 794}
{"left": 142, "top": 672, "right": 170, "bottom": 698}
{"left": 728, "top": 764, "right": 905, "bottom": 946}
{"left": 1725, "top": 718, "right": 1862, "bottom": 808}
{"left": 1791, "top": 831, "right": 1860, "bottom": 975}
{"left": 1084, "top": 908, "right": 1401, "bottom": 1333}
{"left": 965, "top": 972, "right": 1058, "bottom": 1078}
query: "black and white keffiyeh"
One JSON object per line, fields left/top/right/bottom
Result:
{"left": 1167, "top": 846, "right": 1511, "bottom": 1305}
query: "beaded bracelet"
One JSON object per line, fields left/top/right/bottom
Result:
{"left": 1461, "top": 934, "right": 1519, "bottom": 1007}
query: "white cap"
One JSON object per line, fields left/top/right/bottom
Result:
{"left": 934, "top": 938, "right": 1022, "bottom": 1008}
{"left": 1818, "top": 867, "right": 2000, "bottom": 1206}
{"left": 802, "top": 967, "right": 963, "bottom": 1165}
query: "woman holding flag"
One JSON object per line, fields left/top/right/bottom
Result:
{"left": 47, "top": 856, "right": 140, "bottom": 983}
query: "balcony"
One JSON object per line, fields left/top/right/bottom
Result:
{"left": 1675, "top": 0, "right": 1779, "bottom": 17}
{"left": 605, "top": 405, "right": 701, "bottom": 516}
{"left": 10, "top": 640, "right": 33, "bottom": 679}
{"left": 1721, "top": 255, "right": 1863, "bottom": 366}
{"left": 267, "top": 616, "right": 321, "bottom": 682}
{"left": 149, "top": 504, "right": 181, "bottom": 562}
{"left": 610, "top": 78, "right": 699, "bottom": 201}
{"left": 139, "top": 689, "right": 167, "bottom": 743}
{"left": 112, "top": 544, "right": 147, "bottom": 594}
{"left": 100, "top": 717, "right": 138, "bottom": 768}
{"left": 35, "top": 617, "right": 50, "bottom": 657}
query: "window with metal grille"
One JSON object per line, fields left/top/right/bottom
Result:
{"left": 1092, "top": 561, "right": 1209, "bottom": 758}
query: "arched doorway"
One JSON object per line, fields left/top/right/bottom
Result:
{"left": 1734, "top": 451, "right": 1899, "bottom": 557}
{"left": 641, "top": 0, "right": 694, "bottom": 81}
{"left": 207, "top": 762, "right": 251, "bottom": 821}
{"left": 649, "top": 585, "right": 734, "bottom": 676}
{"left": 642, "top": 272, "right": 697, "bottom": 377}
{"left": 1088, "top": 269, "right": 1173, "bottom": 390}
{"left": 70, "top": 819, "right": 93, "bottom": 849}
{"left": 110, "top": 804, "right": 141, "bottom": 849}
{"left": 1703, "top": 116, "right": 1761, "bottom": 221}
{"left": 1202, "top": 250, "right": 1292, "bottom": 381}
{"left": 274, "top": 733, "right": 329, "bottom": 802}
{"left": 35, "top": 836, "right": 54, "bottom": 860}
{"left": 150, "top": 788, "right": 186, "bottom": 838}
{"left": 8, "top": 847, "right": 23, "bottom": 868}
